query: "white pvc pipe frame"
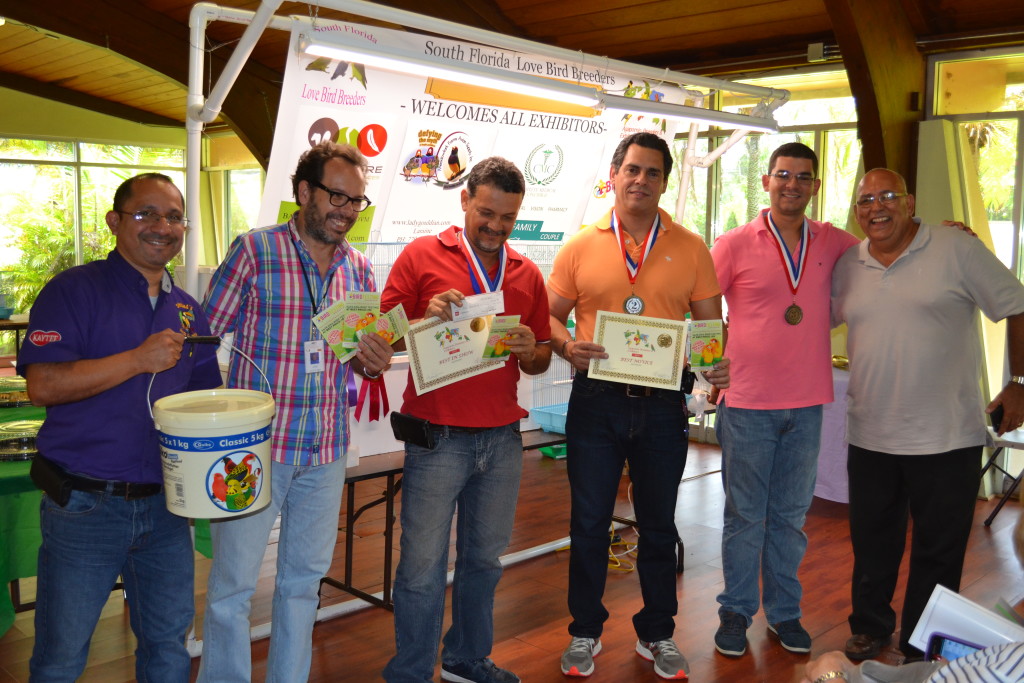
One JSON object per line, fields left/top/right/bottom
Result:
{"left": 181, "top": 0, "right": 787, "bottom": 654}
{"left": 183, "top": 0, "right": 789, "bottom": 297}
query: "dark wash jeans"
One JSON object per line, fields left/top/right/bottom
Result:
{"left": 565, "top": 372, "right": 689, "bottom": 642}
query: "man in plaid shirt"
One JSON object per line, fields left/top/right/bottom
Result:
{"left": 197, "top": 142, "right": 393, "bottom": 683}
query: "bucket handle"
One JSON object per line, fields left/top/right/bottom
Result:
{"left": 147, "top": 336, "right": 275, "bottom": 421}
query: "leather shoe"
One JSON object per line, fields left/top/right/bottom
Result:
{"left": 844, "top": 633, "right": 890, "bottom": 660}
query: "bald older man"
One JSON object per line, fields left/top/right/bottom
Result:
{"left": 831, "top": 168, "right": 1024, "bottom": 660}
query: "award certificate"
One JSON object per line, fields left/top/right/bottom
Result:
{"left": 588, "top": 311, "right": 688, "bottom": 390}
{"left": 406, "top": 316, "right": 504, "bottom": 395}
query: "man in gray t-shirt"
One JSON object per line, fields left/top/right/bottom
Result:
{"left": 831, "top": 167, "right": 1024, "bottom": 661}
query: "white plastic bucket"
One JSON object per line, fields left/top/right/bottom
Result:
{"left": 153, "top": 389, "right": 276, "bottom": 519}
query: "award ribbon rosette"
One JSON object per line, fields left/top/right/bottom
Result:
{"left": 588, "top": 311, "right": 688, "bottom": 390}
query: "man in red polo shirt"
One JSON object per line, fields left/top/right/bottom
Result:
{"left": 381, "top": 157, "right": 551, "bottom": 683}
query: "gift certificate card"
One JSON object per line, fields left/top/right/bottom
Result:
{"left": 313, "top": 298, "right": 357, "bottom": 364}
{"left": 341, "top": 291, "right": 381, "bottom": 348}
{"left": 689, "top": 319, "right": 724, "bottom": 370}
{"left": 451, "top": 292, "right": 505, "bottom": 322}
{"left": 481, "top": 315, "right": 521, "bottom": 360}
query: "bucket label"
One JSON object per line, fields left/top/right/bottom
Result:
{"left": 159, "top": 425, "right": 271, "bottom": 451}
{"left": 206, "top": 450, "right": 267, "bottom": 513}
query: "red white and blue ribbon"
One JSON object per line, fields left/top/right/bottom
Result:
{"left": 460, "top": 229, "right": 506, "bottom": 294}
{"left": 763, "top": 210, "right": 809, "bottom": 296}
{"left": 610, "top": 211, "right": 660, "bottom": 286}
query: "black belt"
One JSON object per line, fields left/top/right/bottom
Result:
{"left": 67, "top": 472, "right": 162, "bottom": 500}
{"left": 576, "top": 371, "right": 686, "bottom": 399}
{"left": 430, "top": 424, "right": 508, "bottom": 434}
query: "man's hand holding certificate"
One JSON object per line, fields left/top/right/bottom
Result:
{"left": 407, "top": 290, "right": 538, "bottom": 395}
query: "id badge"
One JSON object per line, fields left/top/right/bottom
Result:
{"left": 304, "top": 339, "right": 325, "bottom": 374}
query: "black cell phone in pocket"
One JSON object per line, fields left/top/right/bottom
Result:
{"left": 30, "top": 455, "right": 72, "bottom": 507}
{"left": 390, "top": 412, "right": 436, "bottom": 449}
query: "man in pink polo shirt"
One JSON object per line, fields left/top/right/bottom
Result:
{"left": 709, "top": 142, "right": 860, "bottom": 657}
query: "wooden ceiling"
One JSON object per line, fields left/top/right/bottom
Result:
{"left": 1, "top": 0, "right": 1023, "bottom": 169}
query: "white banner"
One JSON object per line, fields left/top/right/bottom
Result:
{"left": 258, "top": 18, "right": 680, "bottom": 246}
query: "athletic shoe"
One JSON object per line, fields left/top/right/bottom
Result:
{"left": 768, "top": 619, "right": 812, "bottom": 653}
{"left": 560, "top": 636, "right": 602, "bottom": 677}
{"left": 440, "top": 658, "right": 520, "bottom": 683}
{"left": 714, "top": 611, "right": 749, "bottom": 657}
{"left": 636, "top": 639, "right": 690, "bottom": 680}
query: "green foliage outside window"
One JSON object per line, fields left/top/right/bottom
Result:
{"left": 0, "top": 138, "right": 184, "bottom": 354}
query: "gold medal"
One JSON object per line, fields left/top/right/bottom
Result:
{"left": 785, "top": 304, "right": 803, "bottom": 325}
{"left": 470, "top": 317, "right": 486, "bottom": 332}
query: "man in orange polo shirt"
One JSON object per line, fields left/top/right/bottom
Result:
{"left": 547, "top": 132, "right": 730, "bottom": 679}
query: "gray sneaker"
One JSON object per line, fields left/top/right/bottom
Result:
{"left": 636, "top": 639, "right": 690, "bottom": 680}
{"left": 560, "top": 636, "right": 601, "bottom": 677}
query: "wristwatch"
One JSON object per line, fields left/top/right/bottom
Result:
{"left": 813, "top": 672, "right": 848, "bottom": 683}
{"left": 1010, "top": 375, "right": 1024, "bottom": 385}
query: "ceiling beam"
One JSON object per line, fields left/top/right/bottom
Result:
{"left": 0, "top": 70, "right": 183, "bottom": 128}
{"left": 0, "top": 0, "right": 282, "bottom": 167}
{"left": 377, "top": 0, "right": 525, "bottom": 37}
{"left": 822, "top": 0, "right": 925, "bottom": 186}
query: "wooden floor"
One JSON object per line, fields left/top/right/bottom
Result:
{"left": 2, "top": 436, "right": 1023, "bottom": 682}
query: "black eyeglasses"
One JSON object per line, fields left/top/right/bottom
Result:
{"left": 311, "top": 181, "right": 372, "bottom": 212}
{"left": 767, "top": 170, "right": 815, "bottom": 184}
{"left": 855, "top": 191, "right": 908, "bottom": 207}
{"left": 117, "top": 210, "right": 188, "bottom": 227}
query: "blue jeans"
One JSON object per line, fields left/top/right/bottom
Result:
{"left": 383, "top": 423, "right": 523, "bottom": 683}
{"left": 197, "top": 458, "right": 346, "bottom": 683}
{"left": 715, "top": 399, "right": 822, "bottom": 625}
{"left": 30, "top": 488, "right": 194, "bottom": 683}
{"left": 565, "top": 374, "right": 689, "bottom": 642}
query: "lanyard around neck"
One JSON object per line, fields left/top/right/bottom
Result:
{"left": 289, "top": 234, "right": 335, "bottom": 315}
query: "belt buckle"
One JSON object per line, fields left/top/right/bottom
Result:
{"left": 625, "top": 384, "right": 652, "bottom": 398}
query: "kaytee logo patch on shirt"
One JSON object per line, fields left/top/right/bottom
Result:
{"left": 28, "top": 330, "right": 61, "bottom": 346}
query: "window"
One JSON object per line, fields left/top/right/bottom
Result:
{"left": 225, "top": 168, "right": 264, "bottom": 244}
{"left": 671, "top": 69, "right": 861, "bottom": 244}
{"left": 0, "top": 138, "right": 184, "bottom": 314}
{"left": 931, "top": 50, "right": 1024, "bottom": 274}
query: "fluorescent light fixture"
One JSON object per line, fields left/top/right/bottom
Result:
{"left": 598, "top": 92, "right": 779, "bottom": 133}
{"left": 299, "top": 33, "right": 601, "bottom": 108}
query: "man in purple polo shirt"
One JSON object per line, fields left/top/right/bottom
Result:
{"left": 19, "top": 173, "right": 222, "bottom": 682}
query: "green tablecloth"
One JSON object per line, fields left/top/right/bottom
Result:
{"left": 0, "top": 406, "right": 218, "bottom": 636}
{"left": 0, "top": 405, "right": 46, "bottom": 636}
